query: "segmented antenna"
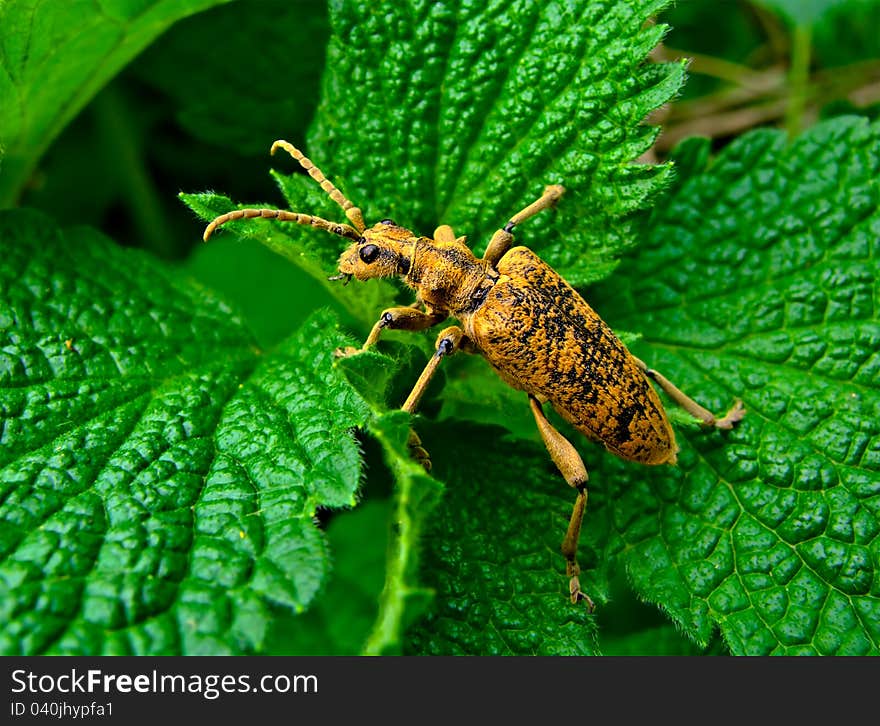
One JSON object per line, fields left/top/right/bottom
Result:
{"left": 203, "top": 209, "right": 360, "bottom": 242}
{"left": 271, "top": 140, "right": 366, "bottom": 233}
{"left": 202, "top": 140, "right": 366, "bottom": 241}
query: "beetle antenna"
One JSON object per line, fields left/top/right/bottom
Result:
{"left": 271, "top": 140, "right": 366, "bottom": 233}
{"left": 203, "top": 209, "right": 361, "bottom": 242}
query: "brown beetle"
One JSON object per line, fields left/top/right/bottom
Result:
{"left": 204, "top": 140, "right": 745, "bottom": 608}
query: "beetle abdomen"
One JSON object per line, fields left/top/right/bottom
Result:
{"left": 465, "top": 247, "right": 677, "bottom": 465}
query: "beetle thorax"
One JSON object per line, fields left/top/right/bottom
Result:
{"left": 407, "top": 240, "right": 495, "bottom": 316}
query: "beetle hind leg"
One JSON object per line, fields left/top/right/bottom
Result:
{"left": 529, "top": 395, "right": 595, "bottom": 610}
{"left": 633, "top": 357, "right": 746, "bottom": 430}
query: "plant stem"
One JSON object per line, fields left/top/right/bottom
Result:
{"left": 785, "top": 23, "right": 812, "bottom": 138}
{"left": 657, "top": 45, "right": 771, "bottom": 90}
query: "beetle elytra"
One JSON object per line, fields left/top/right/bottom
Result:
{"left": 204, "top": 140, "right": 745, "bottom": 608}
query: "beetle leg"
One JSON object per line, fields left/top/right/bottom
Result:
{"left": 482, "top": 185, "right": 566, "bottom": 267}
{"left": 433, "top": 224, "right": 456, "bottom": 244}
{"left": 434, "top": 224, "right": 469, "bottom": 248}
{"left": 397, "top": 326, "right": 468, "bottom": 472}
{"left": 354, "top": 306, "right": 447, "bottom": 352}
{"left": 528, "top": 395, "right": 595, "bottom": 610}
{"left": 401, "top": 326, "right": 466, "bottom": 415}
{"left": 632, "top": 357, "right": 746, "bottom": 430}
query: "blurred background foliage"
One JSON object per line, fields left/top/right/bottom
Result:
{"left": 5, "top": 0, "right": 879, "bottom": 655}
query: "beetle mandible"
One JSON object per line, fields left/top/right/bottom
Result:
{"left": 204, "top": 140, "right": 746, "bottom": 609}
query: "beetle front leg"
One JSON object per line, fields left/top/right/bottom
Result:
{"left": 632, "top": 357, "right": 746, "bottom": 430}
{"left": 335, "top": 307, "right": 447, "bottom": 357}
{"left": 483, "top": 185, "right": 565, "bottom": 267}
{"left": 363, "top": 306, "right": 447, "bottom": 349}
{"left": 528, "top": 395, "right": 595, "bottom": 610}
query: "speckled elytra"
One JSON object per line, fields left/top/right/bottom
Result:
{"left": 204, "top": 140, "right": 745, "bottom": 609}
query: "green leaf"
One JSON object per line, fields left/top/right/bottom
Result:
{"left": 311, "top": 0, "right": 683, "bottom": 286}
{"left": 588, "top": 117, "right": 880, "bottom": 655}
{"left": 360, "top": 411, "right": 444, "bottom": 654}
{"left": 404, "top": 117, "right": 880, "bottom": 655}
{"left": 0, "top": 209, "right": 372, "bottom": 654}
{"left": 0, "top": 0, "right": 233, "bottom": 208}
{"left": 263, "top": 500, "right": 392, "bottom": 655}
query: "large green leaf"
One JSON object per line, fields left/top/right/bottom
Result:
{"left": 0, "top": 210, "right": 371, "bottom": 654}
{"left": 0, "top": 0, "right": 233, "bottom": 207}
{"left": 311, "top": 0, "right": 682, "bottom": 285}
{"left": 586, "top": 117, "right": 880, "bottom": 655}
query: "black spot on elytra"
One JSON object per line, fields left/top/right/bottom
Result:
{"left": 615, "top": 405, "right": 638, "bottom": 441}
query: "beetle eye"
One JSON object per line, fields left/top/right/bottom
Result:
{"left": 380, "top": 218, "right": 396, "bottom": 226}
{"left": 359, "top": 243, "right": 380, "bottom": 263}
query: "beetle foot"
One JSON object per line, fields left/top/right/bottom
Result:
{"left": 569, "top": 575, "right": 595, "bottom": 611}
{"left": 333, "top": 345, "right": 366, "bottom": 358}
{"left": 567, "top": 560, "right": 595, "bottom": 610}
{"left": 714, "top": 399, "right": 746, "bottom": 430}
{"left": 407, "top": 429, "right": 432, "bottom": 472}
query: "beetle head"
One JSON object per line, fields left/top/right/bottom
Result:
{"left": 335, "top": 221, "right": 414, "bottom": 282}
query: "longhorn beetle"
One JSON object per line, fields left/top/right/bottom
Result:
{"left": 204, "top": 140, "right": 745, "bottom": 609}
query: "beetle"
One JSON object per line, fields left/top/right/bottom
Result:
{"left": 204, "top": 140, "right": 745, "bottom": 608}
